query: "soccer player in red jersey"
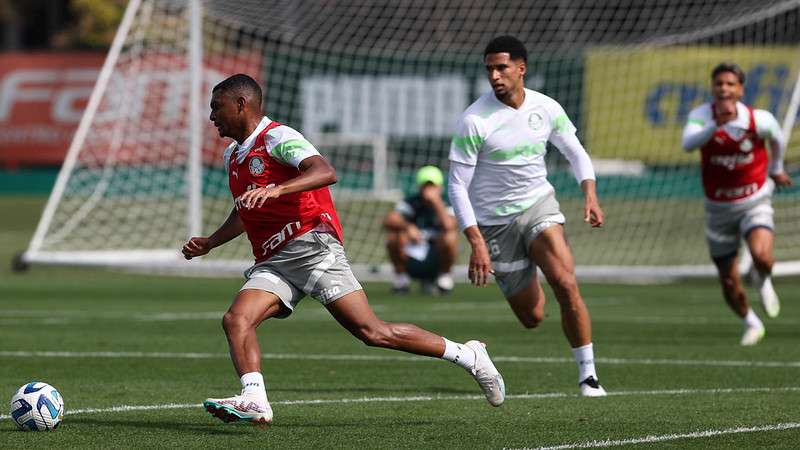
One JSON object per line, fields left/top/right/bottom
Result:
{"left": 682, "top": 62, "right": 793, "bottom": 345}
{"left": 182, "top": 74, "right": 505, "bottom": 424}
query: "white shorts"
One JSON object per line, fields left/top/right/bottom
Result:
{"left": 478, "top": 193, "right": 565, "bottom": 297}
{"left": 241, "top": 231, "right": 363, "bottom": 318}
{"left": 704, "top": 193, "right": 774, "bottom": 260}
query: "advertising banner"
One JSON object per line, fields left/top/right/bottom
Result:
{"left": 0, "top": 53, "right": 103, "bottom": 166}
{"left": 584, "top": 47, "right": 800, "bottom": 163}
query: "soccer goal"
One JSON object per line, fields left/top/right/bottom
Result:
{"left": 21, "top": 0, "right": 800, "bottom": 281}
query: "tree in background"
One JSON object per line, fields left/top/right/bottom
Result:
{"left": 53, "top": 0, "right": 126, "bottom": 49}
{"left": 0, "top": 0, "right": 124, "bottom": 50}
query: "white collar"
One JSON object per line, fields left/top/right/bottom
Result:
{"left": 491, "top": 88, "right": 529, "bottom": 111}
{"left": 730, "top": 102, "right": 750, "bottom": 129}
{"left": 235, "top": 116, "right": 271, "bottom": 155}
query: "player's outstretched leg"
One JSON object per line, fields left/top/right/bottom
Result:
{"left": 327, "top": 290, "right": 505, "bottom": 406}
{"left": 532, "top": 226, "right": 606, "bottom": 397}
{"left": 205, "top": 290, "right": 282, "bottom": 424}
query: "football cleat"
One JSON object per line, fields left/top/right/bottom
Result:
{"left": 436, "top": 273, "right": 454, "bottom": 294}
{"left": 579, "top": 376, "right": 607, "bottom": 397}
{"left": 203, "top": 393, "right": 273, "bottom": 424}
{"left": 757, "top": 277, "right": 780, "bottom": 318}
{"left": 391, "top": 274, "right": 411, "bottom": 294}
{"left": 740, "top": 324, "right": 765, "bottom": 346}
{"left": 464, "top": 340, "right": 505, "bottom": 407}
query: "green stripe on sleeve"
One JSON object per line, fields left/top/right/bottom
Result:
{"left": 272, "top": 139, "right": 314, "bottom": 162}
{"left": 553, "top": 114, "right": 575, "bottom": 134}
{"left": 451, "top": 134, "right": 484, "bottom": 157}
{"left": 688, "top": 118, "right": 705, "bottom": 126}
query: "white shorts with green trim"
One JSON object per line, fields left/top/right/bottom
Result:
{"left": 478, "top": 193, "right": 565, "bottom": 297}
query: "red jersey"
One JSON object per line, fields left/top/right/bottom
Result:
{"left": 700, "top": 105, "right": 768, "bottom": 202}
{"left": 226, "top": 119, "right": 344, "bottom": 263}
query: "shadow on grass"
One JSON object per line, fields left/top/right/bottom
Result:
{"left": 273, "top": 385, "right": 475, "bottom": 396}
{"left": 70, "top": 415, "right": 442, "bottom": 432}
{"left": 69, "top": 416, "right": 250, "bottom": 434}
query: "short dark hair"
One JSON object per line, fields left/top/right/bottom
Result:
{"left": 212, "top": 73, "right": 262, "bottom": 106}
{"left": 484, "top": 35, "right": 528, "bottom": 63}
{"left": 711, "top": 62, "right": 745, "bottom": 84}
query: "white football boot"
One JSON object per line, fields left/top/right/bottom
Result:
{"left": 579, "top": 376, "right": 607, "bottom": 397}
{"left": 391, "top": 273, "right": 411, "bottom": 294}
{"left": 436, "top": 273, "right": 455, "bottom": 295}
{"left": 740, "top": 324, "right": 765, "bottom": 346}
{"left": 203, "top": 392, "right": 273, "bottom": 424}
{"left": 464, "top": 340, "right": 505, "bottom": 407}
{"left": 757, "top": 276, "right": 780, "bottom": 318}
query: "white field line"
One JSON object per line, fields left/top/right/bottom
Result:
{"left": 4, "top": 307, "right": 800, "bottom": 326}
{"left": 0, "top": 386, "right": 798, "bottom": 421}
{"left": 529, "top": 422, "right": 800, "bottom": 450}
{"left": 1, "top": 350, "right": 799, "bottom": 368}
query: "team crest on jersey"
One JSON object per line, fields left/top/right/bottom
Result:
{"left": 249, "top": 156, "right": 265, "bottom": 175}
{"left": 739, "top": 138, "right": 753, "bottom": 152}
{"left": 727, "top": 127, "right": 746, "bottom": 140}
{"left": 528, "top": 112, "right": 544, "bottom": 131}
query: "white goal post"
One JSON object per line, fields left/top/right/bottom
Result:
{"left": 21, "top": 0, "right": 800, "bottom": 282}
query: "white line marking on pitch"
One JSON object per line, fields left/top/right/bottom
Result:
{"left": 0, "top": 386, "right": 798, "bottom": 421}
{"left": 529, "top": 422, "right": 800, "bottom": 449}
{"left": 5, "top": 308, "right": 800, "bottom": 326}
{"left": 1, "top": 350, "right": 799, "bottom": 368}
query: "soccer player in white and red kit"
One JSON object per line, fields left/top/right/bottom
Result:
{"left": 682, "top": 62, "right": 793, "bottom": 346}
{"left": 182, "top": 74, "right": 505, "bottom": 424}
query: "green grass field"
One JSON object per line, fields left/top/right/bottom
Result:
{"left": 2, "top": 196, "right": 799, "bottom": 449}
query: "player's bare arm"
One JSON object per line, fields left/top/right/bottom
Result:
{"left": 581, "top": 179, "right": 604, "bottom": 228}
{"left": 182, "top": 208, "right": 245, "bottom": 259}
{"left": 406, "top": 223, "right": 423, "bottom": 243}
{"left": 420, "top": 184, "right": 457, "bottom": 233}
{"left": 767, "top": 137, "right": 794, "bottom": 188}
{"left": 464, "top": 225, "right": 493, "bottom": 286}
{"left": 239, "top": 155, "right": 337, "bottom": 209}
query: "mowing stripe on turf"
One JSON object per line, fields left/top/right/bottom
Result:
{"left": 1, "top": 350, "right": 799, "bottom": 368}
{"left": 0, "top": 386, "right": 798, "bottom": 420}
{"left": 529, "top": 422, "right": 800, "bottom": 449}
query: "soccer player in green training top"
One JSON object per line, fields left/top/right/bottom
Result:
{"left": 448, "top": 36, "right": 607, "bottom": 396}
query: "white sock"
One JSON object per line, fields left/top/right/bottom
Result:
{"left": 240, "top": 372, "right": 268, "bottom": 400}
{"left": 744, "top": 308, "right": 763, "bottom": 329}
{"left": 441, "top": 338, "right": 476, "bottom": 370}
{"left": 571, "top": 343, "right": 597, "bottom": 383}
{"left": 759, "top": 275, "right": 773, "bottom": 292}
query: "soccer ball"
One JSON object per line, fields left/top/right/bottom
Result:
{"left": 9, "top": 382, "right": 64, "bottom": 431}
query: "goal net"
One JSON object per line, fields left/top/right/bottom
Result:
{"left": 22, "top": 0, "right": 800, "bottom": 281}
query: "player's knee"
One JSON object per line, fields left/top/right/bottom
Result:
{"left": 520, "top": 310, "right": 543, "bottom": 329}
{"left": 719, "top": 275, "right": 740, "bottom": 294}
{"left": 750, "top": 248, "right": 774, "bottom": 269}
{"left": 222, "top": 310, "right": 250, "bottom": 335}
{"left": 547, "top": 271, "right": 578, "bottom": 296}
